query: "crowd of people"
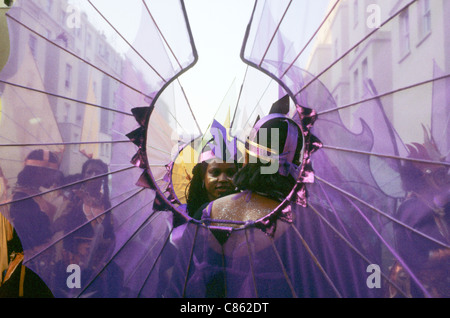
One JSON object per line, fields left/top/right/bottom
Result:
{"left": 0, "top": 151, "right": 114, "bottom": 297}
{"left": 0, "top": 105, "right": 448, "bottom": 298}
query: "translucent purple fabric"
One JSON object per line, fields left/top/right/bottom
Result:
{"left": 0, "top": 0, "right": 448, "bottom": 298}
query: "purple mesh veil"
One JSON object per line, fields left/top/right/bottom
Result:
{"left": 0, "top": 0, "right": 449, "bottom": 298}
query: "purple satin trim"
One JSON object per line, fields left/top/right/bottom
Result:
{"left": 198, "top": 120, "right": 239, "bottom": 163}
{"left": 201, "top": 202, "right": 214, "bottom": 220}
{"left": 255, "top": 202, "right": 293, "bottom": 237}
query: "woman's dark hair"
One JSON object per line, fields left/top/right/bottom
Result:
{"left": 185, "top": 161, "right": 209, "bottom": 217}
{"left": 81, "top": 159, "right": 111, "bottom": 210}
{"left": 185, "top": 135, "right": 243, "bottom": 217}
{"left": 17, "top": 149, "right": 60, "bottom": 188}
{"left": 81, "top": 158, "right": 108, "bottom": 177}
{"left": 233, "top": 117, "right": 303, "bottom": 200}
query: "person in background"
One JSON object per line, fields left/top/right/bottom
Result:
{"left": 54, "top": 158, "right": 122, "bottom": 297}
{"left": 0, "top": 166, "right": 13, "bottom": 287}
{"left": 389, "top": 139, "right": 449, "bottom": 298}
{"left": 0, "top": 149, "right": 61, "bottom": 297}
{"left": 60, "top": 159, "right": 113, "bottom": 267}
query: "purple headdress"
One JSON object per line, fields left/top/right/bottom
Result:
{"left": 199, "top": 120, "right": 239, "bottom": 163}
{"left": 246, "top": 113, "right": 303, "bottom": 180}
{"left": 245, "top": 101, "right": 322, "bottom": 237}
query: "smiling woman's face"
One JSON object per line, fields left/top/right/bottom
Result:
{"left": 204, "top": 161, "right": 237, "bottom": 201}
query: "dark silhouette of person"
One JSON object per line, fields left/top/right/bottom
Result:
{"left": 55, "top": 158, "right": 122, "bottom": 297}
{"left": 389, "top": 141, "right": 449, "bottom": 298}
{"left": 0, "top": 149, "right": 61, "bottom": 297}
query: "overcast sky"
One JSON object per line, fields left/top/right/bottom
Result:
{"left": 180, "top": 0, "right": 255, "bottom": 132}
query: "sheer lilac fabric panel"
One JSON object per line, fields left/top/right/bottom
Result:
{"left": 240, "top": 0, "right": 450, "bottom": 298}
{"left": 1, "top": 0, "right": 448, "bottom": 299}
{"left": 0, "top": 0, "right": 196, "bottom": 298}
{"left": 156, "top": 203, "right": 379, "bottom": 298}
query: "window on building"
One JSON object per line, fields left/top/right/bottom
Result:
{"left": 76, "top": 25, "right": 82, "bottom": 38}
{"left": 362, "top": 58, "right": 369, "bottom": 88}
{"left": 65, "top": 64, "right": 72, "bottom": 89}
{"left": 64, "top": 103, "right": 71, "bottom": 122}
{"left": 61, "top": 9, "right": 67, "bottom": 25}
{"left": 353, "top": 69, "right": 359, "bottom": 101}
{"left": 420, "top": 0, "right": 431, "bottom": 38}
{"left": 86, "top": 33, "right": 92, "bottom": 47}
{"left": 73, "top": 133, "right": 79, "bottom": 153}
{"left": 334, "top": 39, "right": 339, "bottom": 59}
{"left": 100, "top": 143, "right": 110, "bottom": 157}
{"left": 399, "top": 9, "right": 410, "bottom": 57}
{"left": 100, "top": 143, "right": 105, "bottom": 156}
{"left": 353, "top": 0, "right": 359, "bottom": 27}
{"left": 28, "top": 35, "right": 37, "bottom": 57}
{"left": 98, "top": 43, "right": 104, "bottom": 57}
{"left": 98, "top": 42, "right": 109, "bottom": 62}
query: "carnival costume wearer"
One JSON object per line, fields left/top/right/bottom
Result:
{"left": 388, "top": 141, "right": 449, "bottom": 298}
{"left": 186, "top": 120, "right": 241, "bottom": 219}
{"left": 175, "top": 113, "right": 304, "bottom": 298}
{"left": 202, "top": 113, "right": 304, "bottom": 228}
{"left": 0, "top": 149, "right": 60, "bottom": 297}
{"left": 62, "top": 159, "right": 114, "bottom": 247}
{"left": 52, "top": 159, "right": 123, "bottom": 297}
{"left": 164, "top": 121, "right": 241, "bottom": 298}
